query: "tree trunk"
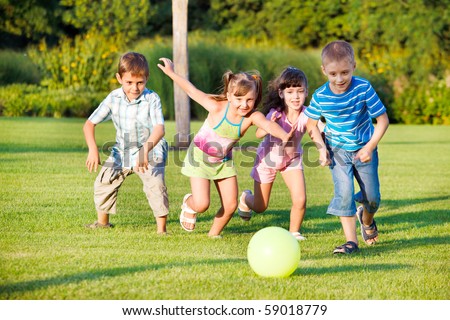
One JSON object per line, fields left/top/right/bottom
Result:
{"left": 172, "top": 0, "right": 190, "bottom": 148}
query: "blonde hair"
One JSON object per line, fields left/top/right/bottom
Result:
{"left": 117, "top": 52, "right": 149, "bottom": 78}
{"left": 321, "top": 40, "right": 355, "bottom": 65}
{"left": 212, "top": 70, "right": 263, "bottom": 108}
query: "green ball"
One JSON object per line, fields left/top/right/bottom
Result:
{"left": 247, "top": 226, "right": 300, "bottom": 278}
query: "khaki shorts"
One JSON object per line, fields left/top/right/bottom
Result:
{"left": 93, "top": 158, "right": 169, "bottom": 217}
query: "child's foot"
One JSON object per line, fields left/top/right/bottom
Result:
{"left": 208, "top": 234, "right": 223, "bottom": 239}
{"left": 238, "top": 190, "right": 252, "bottom": 221}
{"left": 291, "top": 232, "right": 307, "bottom": 241}
{"left": 356, "top": 206, "right": 378, "bottom": 245}
{"left": 333, "top": 241, "right": 359, "bottom": 254}
{"left": 85, "top": 221, "right": 114, "bottom": 229}
{"left": 180, "top": 194, "right": 197, "bottom": 232}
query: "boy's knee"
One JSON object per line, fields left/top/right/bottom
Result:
{"left": 366, "top": 200, "right": 380, "bottom": 214}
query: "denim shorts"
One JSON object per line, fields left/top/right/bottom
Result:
{"left": 327, "top": 146, "right": 381, "bottom": 217}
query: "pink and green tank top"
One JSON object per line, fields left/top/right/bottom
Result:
{"left": 193, "top": 103, "right": 244, "bottom": 163}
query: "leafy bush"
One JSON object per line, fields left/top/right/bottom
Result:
{"left": 0, "top": 84, "right": 106, "bottom": 118}
{"left": 2, "top": 35, "right": 448, "bottom": 124}
{"left": 392, "top": 78, "right": 450, "bottom": 125}
{"left": 0, "top": 50, "right": 41, "bottom": 85}
{"left": 60, "top": 0, "right": 151, "bottom": 40}
{"left": 137, "top": 38, "right": 323, "bottom": 120}
{"left": 27, "top": 31, "right": 125, "bottom": 91}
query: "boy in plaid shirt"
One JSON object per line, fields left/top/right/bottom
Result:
{"left": 83, "top": 52, "right": 169, "bottom": 234}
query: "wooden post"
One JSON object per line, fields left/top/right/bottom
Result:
{"left": 172, "top": 0, "right": 190, "bottom": 148}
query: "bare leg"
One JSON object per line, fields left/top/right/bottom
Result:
{"left": 156, "top": 215, "right": 167, "bottom": 234}
{"left": 247, "top": 180, "right": 273, "bottom": 213}
{"left": 340, "top": 215, "right": 358, "bottom": 245}
{"left": 208, "top": 177, "right": 238, "bottom": 237}
{"left": 281, "top": 169, "right": 306, "bottom": 233}
{"left": 360, "top": 206, "right": 378, "bottom": 244}
{"left": 180, "top": 177, "right": 211, "bottom": 231}
{"left": 97, "top": 211, "right": 109, "bottom": 225}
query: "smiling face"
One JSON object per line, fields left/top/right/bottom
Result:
{"left": 321, "top": 59, "right": 356, "bottom": 94}
{"left": 279, "top": 86, "right": 307, "bottom": 113}
{"left": 227, "top": 87, "right": 257, "bottom": 116}
{"left": 116, "top": 72, "right": 147, "bottom": 101}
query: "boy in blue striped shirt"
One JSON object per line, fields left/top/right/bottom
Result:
{"left": 83, "top": 52, "right": 169, "bottom": 234}
{"left": 305, "top": 40, "right": 389, "bottom": 254}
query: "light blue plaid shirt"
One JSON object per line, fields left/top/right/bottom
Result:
{"left": 89, "top": 88, "right": 168, "bottom": 168}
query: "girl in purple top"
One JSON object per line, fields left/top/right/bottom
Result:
{"left": 239, "top": 67, "right": 322, "bottom": 240}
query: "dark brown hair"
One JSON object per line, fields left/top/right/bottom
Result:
{"left": 261, "top": 66, "right": 308, "bottom": 115}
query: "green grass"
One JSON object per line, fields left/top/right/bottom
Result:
{"left": 0, "top": 118, "right": 449, "bottom": 300}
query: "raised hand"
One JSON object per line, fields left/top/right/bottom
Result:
{"left": 157, "top": 57, "right": 175, "bottom": 75}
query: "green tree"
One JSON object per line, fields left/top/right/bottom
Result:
{"left": 207, "top": 0, "right": 449, "bottom": 123}
{"left": 349, "top": 0, "right": 449, "bottom": 124}
{"left": 351, "top": 0, "right": 449, "bottom": 83}
{"left": 0, "top": 0, "right": 61, "bottom": 47}
{"left": 60, "top": 0, "right": 152, "bottom": 41}
{"left": 208, "top": 0, "right": 356, "bottom": 46}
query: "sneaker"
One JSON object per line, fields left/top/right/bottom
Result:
{"left": 291, "top": 232, "right": 307, "bottom": 241}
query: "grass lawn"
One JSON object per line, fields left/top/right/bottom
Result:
{"left": 0, "top": 117, "right": 449, "bottom": 300}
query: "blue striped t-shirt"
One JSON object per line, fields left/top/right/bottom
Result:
{"left": 89, "top": 88, "right": 168, "bottom": 168}
{"left": 305, "top": 76, "right": 386, "bottom": 151}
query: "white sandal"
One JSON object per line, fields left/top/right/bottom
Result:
{"left": 180, "top": 194, "right": 197, "bottom": 232}
{"left": 291, "top": 232, "right": 307, "bottom": 241}
{"left": 238, "top": 190, "right": 252, "bottom": 221}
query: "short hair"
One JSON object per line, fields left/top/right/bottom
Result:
{"left": 117, "top": 52, "right": 149, "bottom": 78}
{"left": 321, "top": 40, "right": 355, "bottom": 65}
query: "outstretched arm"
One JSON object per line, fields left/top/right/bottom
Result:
{"left": 255, "top": 110, "right": 281, "bottom": 139}
{"left": 83, "top": 120, "right": 101, "bottom": 172}
{"left": 355, "top": 112, "right": 389, "bottom": 162}
{"left": 251, "top": 111, "right": 290, "bottom": 143}
{"left": 157, "top": 58, "right": 216, "bottom": 112}
{"left": 306, "top": 118, "right": 330, "bottom": 166}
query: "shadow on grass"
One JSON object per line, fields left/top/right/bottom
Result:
{"left": 303, "top": 234, "right": 450, "bottom": 262}
{"left": 294, "top": 263, "right": 409, "bottom": 277}
{"left": 227, "top": 194, "right": 449, "bottom": 235}
{"left": 226, "top": 204, "right": 336, "bottom": 235}
{"left": 382, "top": 195, "right": 450, "bottom": 209}
{"left": 375, "top": 235, "right": 450, "bottom": 250}
{"left": 0, "top": 258, "right": 243, "bottom": 297}
{"left": 0, "top": 145, "right": 86, "bottom": 153}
